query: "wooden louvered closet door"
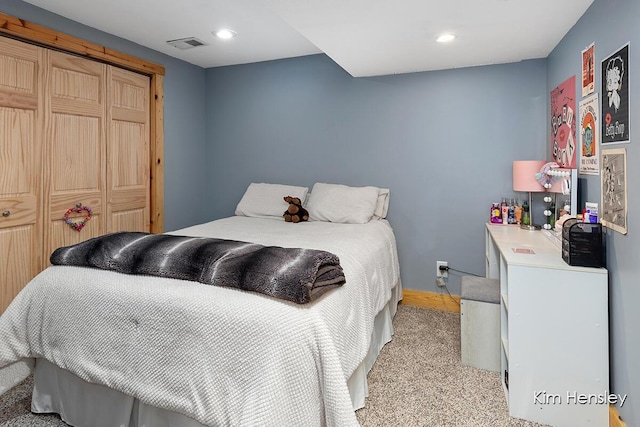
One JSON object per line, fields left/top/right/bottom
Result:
{"left": 0, "top": 37, "right": 43, "bottom": 312}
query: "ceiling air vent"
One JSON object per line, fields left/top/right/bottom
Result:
{"left": 166, "top": 37, "right": 208, "bottom": 50}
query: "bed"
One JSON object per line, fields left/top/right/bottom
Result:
{"left": 0, "top": 183, "right": 401, "bottom": 427}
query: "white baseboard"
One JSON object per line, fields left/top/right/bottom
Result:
{"left": 0, "top": 358, "right": 35, "bottom": 395}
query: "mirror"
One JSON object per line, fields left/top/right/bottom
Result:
{"left": 551, "top": 168, "right": 578, "bottom": 230}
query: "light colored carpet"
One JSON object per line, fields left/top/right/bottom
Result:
{"left": 0, "top": 304, "right": 547, "bottom": 426}
{"left": 355, "top": 305, "right": 548, "bottom": 426}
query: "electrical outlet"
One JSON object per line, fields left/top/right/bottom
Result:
{"left": 436, "top": 261, "right": 448, "bottom": 278}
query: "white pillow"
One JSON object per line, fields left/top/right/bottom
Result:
{"left": 306, "top": 183, "right": 379, "bottom": 224}
{"left": 235, "top": 183, "right": 309, "bottom": 219}
{"left": 374, "top": 188, "right": 390, "bottom": 219}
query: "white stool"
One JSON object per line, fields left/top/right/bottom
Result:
{"left": 460, "top": 276, "right": 500, "bottom": 372}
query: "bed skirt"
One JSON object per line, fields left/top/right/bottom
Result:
{"left": 31, "top": 280, "right": 402, "bottom": 426}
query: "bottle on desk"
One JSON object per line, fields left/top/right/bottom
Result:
{"left": 501, "top": 199, "right": 509, "bottom": 225}
{"left": 522, "top": 200, "right": 530, "bottom": 225}
{"left": 508, "top": 199, "right": 516, "bottom": 224}
{"left": 490, "top": 203, "right": 502, "bottom": 224}
{"left": 514, "top": 201, "right": 522, "bottom": 225}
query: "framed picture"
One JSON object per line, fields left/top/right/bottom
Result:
{"left": 582, "top": 43, "right": 595, "bottom": 97}
{"left": 601, "top": 43, "right": 630, "bottom": 144}
{"left": 601, "top": 148, "right": 627, "bottom": 234}
{"left": 579, "top": 94, "right": 600, "bottom": 175}
{"left": 550, "top": 76, "right": 577, "bottom": 168}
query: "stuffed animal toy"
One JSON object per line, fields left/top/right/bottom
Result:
{"left": 283, "top": 196, "right": 309, "bottom": 223}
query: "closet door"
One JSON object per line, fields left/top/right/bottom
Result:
{"left": 0, "top": 37, "right": 43, "bottom": 312}
{"left": 44, "top": 51, "right": 106, "bottom": 261}
{"left": 107, "top": 67, "right": 150, "bottom": 232}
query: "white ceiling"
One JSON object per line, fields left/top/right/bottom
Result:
{"left": 21, "top": 0, "right": 594, "bottom": 77}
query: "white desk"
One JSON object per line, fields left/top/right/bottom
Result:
{"left": 485, "top": 224, "right": 609, "bottom": 427}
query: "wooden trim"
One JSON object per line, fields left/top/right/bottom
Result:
{"left": 610, "top": 405, "right": 627, "bottom": 427}
{"left": 0, "top": 12, "right": 164, "bottom": 75}
{"left": 401, "top": 289, "right": 461, "bottom": 313}
{"left": 0, "top": 11, "right": 165, "bottom": 235}
{"left": 150, "top": 74, "right": 164, "bottom": 233}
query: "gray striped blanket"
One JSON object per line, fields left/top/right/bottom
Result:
{"left": 50, "top": 232, "right": 345, "bottom": 304}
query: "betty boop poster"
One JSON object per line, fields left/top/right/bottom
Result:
{"left": 601, "top": 43, "right": 630, "bottom": 144}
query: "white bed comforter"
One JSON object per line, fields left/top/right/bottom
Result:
{"left": 0, "top": 216, "right": 400, "bottom": 427}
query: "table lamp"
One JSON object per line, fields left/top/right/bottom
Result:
{"left": 512, "top": 160, "right": 546, "bottom": 230}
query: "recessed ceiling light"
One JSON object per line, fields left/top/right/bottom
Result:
{"left": 214, "top": 29, "right": 237, "bottom": 40}
{"left": 436, "top": 34, "right": 456, "bottom": 43}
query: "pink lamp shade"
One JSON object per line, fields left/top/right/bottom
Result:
{"left": 512, "top": 160, "right": 546, "bottom": 192}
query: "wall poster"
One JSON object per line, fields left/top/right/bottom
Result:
{"left": 601, "top": 43, "right": 630, "bottom": 144}
{"left": 601, "top": 148, "right": 627, "bottom": 234}
{"left": 579, "top": 94, "right": 600, "bottom": 175}
{"left": 550, "top": 75, "right": 577, "bottom": 168}
{"left": 582, "top": 43, "right": 595, "bottom": 97}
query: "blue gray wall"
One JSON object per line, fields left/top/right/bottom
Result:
{"left": 548, "top": 0, "right": 639, "bottom": 423}
{"left": 205, "top": 54, "right": 547, "bottom": 296}
{"left": 4, "top": 0, "right": 636, "bottom": 424}
{"left": 0, "top": 0, "right": 210, "bottom": 231}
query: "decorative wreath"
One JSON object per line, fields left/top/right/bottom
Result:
{"left": 63, "top": 206, "right": 92, "bottom": 232}
{"left": 535, "top": 162, "right": 560, "bottom": 189}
